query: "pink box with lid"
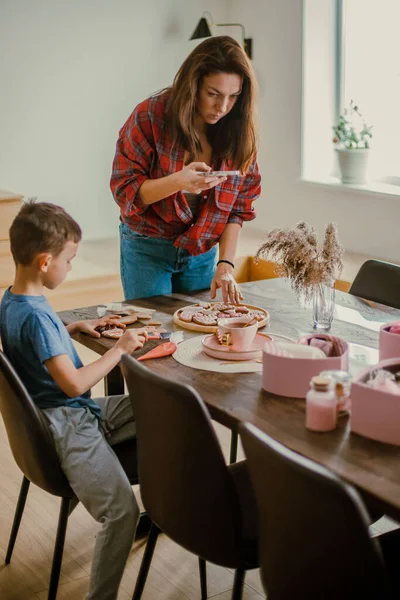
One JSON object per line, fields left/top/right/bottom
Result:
{"left": 379, "top": 323, "right": 400, "bottom": 361}
{"left": 262, "top": 333, "right": 349, "bottom": 399}
{"left": 351, "top": 358, "right": 400, "bottom": 446}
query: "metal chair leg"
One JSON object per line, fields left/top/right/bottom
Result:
{"left": 67, "top": 495, "right": 79, "bottom": 517}
{"left": 230, "top": 431, "right": 238, "bottom": 464}
{"left": 231, "top": 568, "right": 245, "bottom": 600}
{"left": 198, "top": 557, "right": 207, "bottom": 599}
{"left": 48, "top": 497, "right": 71, "bottom": 600}
{"left": 135, "top": 511, "right": 152, "bottom": 539}
{"left": 5, "top": 475, "right": 30, "bottom": 564}
{"left": 132, "top": 523, "right": 160, "bottom": 600}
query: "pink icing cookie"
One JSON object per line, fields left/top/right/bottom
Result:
{"left": 192, "top": 313, "right": 218, "bottom": 326}
{"left": 224, "top": 309, "right": 239, "bottom": 317}
{"left": 101, "top": 327, "right": 124, "bottom": 339}
{"left": 235, "top": 306, "right": 250, "bottom": 313}
{"left": 247, "top": 309, "right": 266, "bottom": 321}
{"left": 179, "top": 308, "right": 199, "bottom": 323}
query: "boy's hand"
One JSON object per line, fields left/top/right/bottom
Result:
{"left": 115, "top": 328, "right": 148, "bottom": 355}
{"left": 74, "top": 315, "right": 126, "bottom": 338}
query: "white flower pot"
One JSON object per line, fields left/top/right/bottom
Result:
{"left": 335, "top": 148, "right": 370, "bottom": 184}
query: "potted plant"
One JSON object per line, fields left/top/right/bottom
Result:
{"left": 255, "top": 222, "right": 344, "bottom": 330}
{"left": 333, "top": 100, "right": 372, "bottom": 184}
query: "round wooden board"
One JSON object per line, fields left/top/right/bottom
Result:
{"left": 173, "top": 303, "right": 270, "bottom": 333}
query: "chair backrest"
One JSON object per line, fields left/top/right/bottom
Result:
{"left": 349, "top": 259, "right": 400, "bottom": 309}
{"left": 0, "top": 351, "right": 72, "bottom": 497}
{"left": 240, "top": 422, "right": 392, "bottom": 600}
{"left": 121, "top": 354, "right": 244, "bottom": 567}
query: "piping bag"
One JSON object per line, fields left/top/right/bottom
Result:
{"left": 137, "top": 342, "right": 177, "bottom": 361}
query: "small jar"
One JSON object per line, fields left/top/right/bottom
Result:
{"left": 320, "top": 370, "right": 352, "bottom": 416}
{"left": 306, "top": 376, "right": 337, "bottom": 432}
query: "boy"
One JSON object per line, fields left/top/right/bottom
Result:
{"left": 0, "top": 201, "right": 148, "bottom": 600}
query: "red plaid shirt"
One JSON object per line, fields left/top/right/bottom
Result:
{"left": 110, "top": 92, "right": 261, "bottom": 256}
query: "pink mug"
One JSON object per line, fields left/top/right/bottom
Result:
{"left": 217, "top": 316, "right": 258, "bottom": 352}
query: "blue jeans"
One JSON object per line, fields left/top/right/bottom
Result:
{"left": 119, "top": 222, "right": 217, "bottom": 300}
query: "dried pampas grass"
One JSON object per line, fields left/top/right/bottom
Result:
{"left": 255, "top": 221, "right": 344, "bottom": 301}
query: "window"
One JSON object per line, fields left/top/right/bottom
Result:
{"left": 340, "top": 0, "right": 400, "bottom": 182}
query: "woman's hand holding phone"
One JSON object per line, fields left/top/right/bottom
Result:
{"left": 177, "top": 162, "right": 226, "bottom": 194}
{"left": 198, "top": 170, "right": 240, "bottom": 177}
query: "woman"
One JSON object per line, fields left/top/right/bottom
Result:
{"left": 110, "top": 35, "right": 261, "bottom": 303}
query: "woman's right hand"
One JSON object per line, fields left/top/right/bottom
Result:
{"left": 115, "top": 328, "right": 148, "bottom": 355}
{"left": 177, "top": 162, "right": 226, "bottom": 194}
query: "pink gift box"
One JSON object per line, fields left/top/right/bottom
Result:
{"left": 351, "top": 359, "right": 400, "bottom": 446}
{"left": 262, "top": 334, "right": 349, "bottom": 399}
{"left": 379, "top": 323, "right": 400, "bottom": 361}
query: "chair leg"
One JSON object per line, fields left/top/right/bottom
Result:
{"left": 230, "top": 431, "right": 238, "bottom": 464}
{"left": 135, "top": 511, "right": 152, "bottom": 539}
{"left": 5, "top": 475, "right": 30, "bottom": 564}
{"left": 231, "top": 568, "right": 245, "bottom": 600}
{"left": 48, "top": 497, "right": 71, "bottom": 600}
{"left": 67, "top": 495, "right": 79, "bottom": 517}
{"left": 132, "top": 523, "right": 160, "bottom": 600}
{"left": 198, "top": 557, "right": 207, "bottom": 599}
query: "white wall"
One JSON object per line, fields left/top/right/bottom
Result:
{"left": 0, "top": 0, "right": 229, "bottom": 239}
{"left": 229, "top": 0, "right": 400, "bottom": 263}
{"left": 2, "top": 0, "right": 399, "bottom": 261}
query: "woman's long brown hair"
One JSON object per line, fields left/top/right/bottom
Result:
{"left": 166, "top": 36, "right": 258, "bottom": 174}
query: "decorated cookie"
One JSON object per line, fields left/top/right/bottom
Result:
{"left": 118, "top": 314, "right": 138, "bottom": 325}
{"left": 179, "top": 308, "right": 200, "bottom": 322}
{"left": 101, "top": 327, "right": 124, "bottom": 339}
{"left": 248, "top": 309, "right": 267, "bottom": 321}
{"left": 192, "top": 313, "right": 218, "bottom": 326}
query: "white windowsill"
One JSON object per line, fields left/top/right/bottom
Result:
{"left": 299, "top": 175, "right": 400, "bottom": 199}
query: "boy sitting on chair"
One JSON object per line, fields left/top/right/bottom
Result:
{"left": 0, "top": 201, "right": 147, "bottom": 600}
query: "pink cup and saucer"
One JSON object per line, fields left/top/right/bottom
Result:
{"left": 202, "top": 316, "right": 270, "bottom": 361}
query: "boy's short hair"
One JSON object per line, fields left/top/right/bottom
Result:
{"left": 9, "top": 201, "right": 82, "bottom": 265}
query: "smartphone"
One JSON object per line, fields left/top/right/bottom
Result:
{"left": 198, "top": 170, "right": 240, "bottom": 177}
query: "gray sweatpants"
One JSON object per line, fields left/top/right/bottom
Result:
{"left": 43, "top": 395, "right": 139, "bottom": 600}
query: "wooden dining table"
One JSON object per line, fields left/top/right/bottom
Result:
{"left": 58, "top": 278, "right": 400, "bottom": 522}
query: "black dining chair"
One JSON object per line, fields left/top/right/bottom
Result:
{"left": 0, "top": 350, "right": 142, "bottom": 600}
{"left": 240, "top": 422, "right": 400, "bottom": 600}
{"left": 121, "top": 354, "right": 259, "bottom": 600}
{"left": 349, "top": 259, "right": 400, "bottom": 309}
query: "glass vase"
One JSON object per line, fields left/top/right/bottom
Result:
{"left": 313, "top": 282, "right": 335, "bottom": 331}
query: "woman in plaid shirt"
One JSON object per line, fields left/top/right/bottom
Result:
{"left": 111, "top": 36, "right": 261, "bottom": 304}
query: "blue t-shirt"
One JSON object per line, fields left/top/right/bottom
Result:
{"left": 0, "top": 288, "right": 101, "bottom": 418}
